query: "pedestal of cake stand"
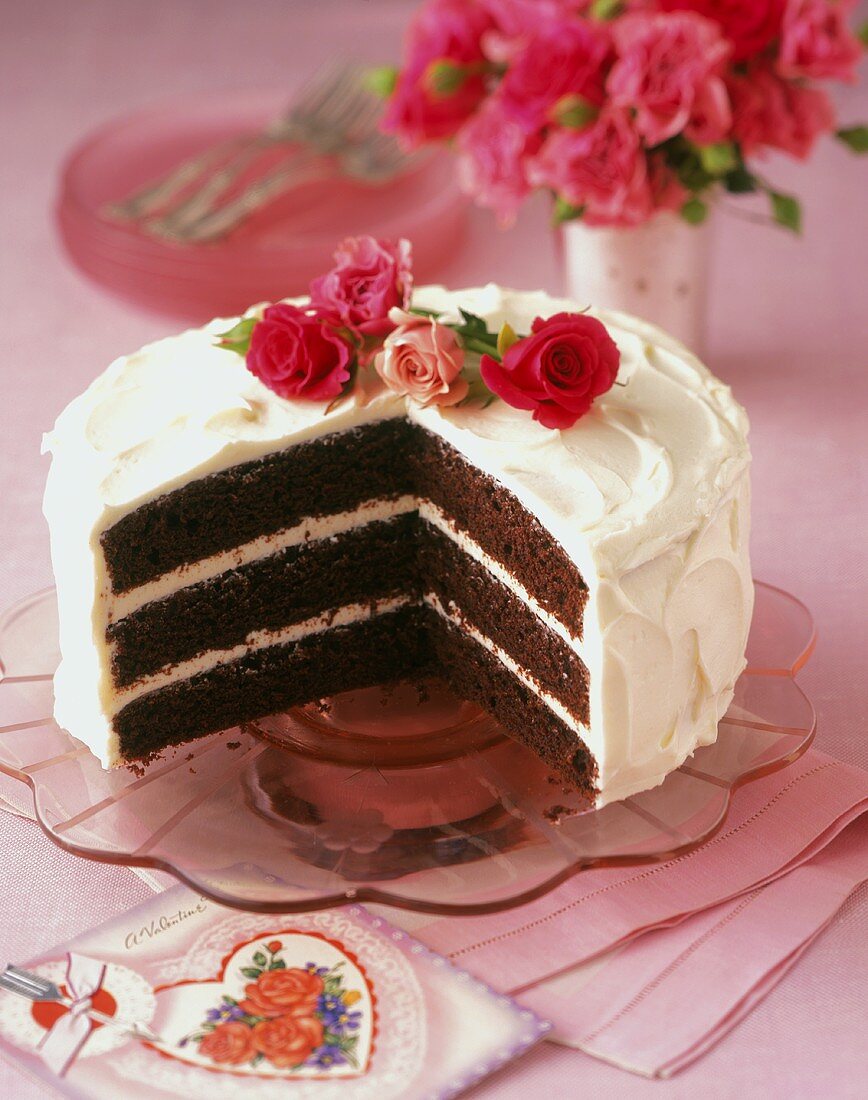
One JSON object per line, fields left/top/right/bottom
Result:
{"left": 0, "top": 583, "right": 816, "bottom": 915}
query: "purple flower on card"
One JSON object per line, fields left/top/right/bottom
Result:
{"left": 308, "top": 1044, "right": 348, "bottom": 1069}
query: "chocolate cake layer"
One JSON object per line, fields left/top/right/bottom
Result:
{"left": 113, "top": 603, "right": 596, "bottom": 803}
{"left": 107, "top": 514, "right": 590, "bottom": 725}
{"left": 425, "top": 612, "right": 597, "bottom": 797}
{"left": 101, "top": 418, "right": 414, "bottom": 594}
{"left": 100, "top": 422, "right": 588, "bottom": 640}
{"left": 113, "top": 605, "right": 430, "bottom": 761}
{"left": 419, "top": 524, "right": 590, "bottom": 723}
{"left": 408, "top": 428, "right": 588, "bottom": 631}
{"left": 108, "top": 514, "right": 419, "bottom": 686}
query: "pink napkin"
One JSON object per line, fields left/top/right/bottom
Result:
{"left": 401, "top": 748, "right": 868, "bottom": 1076}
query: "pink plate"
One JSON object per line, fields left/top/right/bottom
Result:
{"left": 0, "top": 582, "right": 815, "bottom": 915}
{"left": 56, "top": 88, "right": 468, "bottom": 321}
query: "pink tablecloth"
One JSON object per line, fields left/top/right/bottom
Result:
{"left": 1, "top": 2, "right": 866, "bottom": 1096}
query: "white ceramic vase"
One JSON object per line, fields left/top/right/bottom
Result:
{"left": 559, "top": 211, "right": 712, "bottom": 353}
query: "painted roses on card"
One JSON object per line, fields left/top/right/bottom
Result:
{"left": 172, "top": 932, "right": 374, "bottom": 1078}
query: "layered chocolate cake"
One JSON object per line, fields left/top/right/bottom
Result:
{"left": 43, "top": 283, "right": 752, "bottom": 807}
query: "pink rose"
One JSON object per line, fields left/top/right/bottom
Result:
{"left": 246, "top": 304, "right": 352, "bottom": 402}
{"left": 498, "top": 20, "right": 609, "bottom": 132}
{"left": 374, "top": 309, "right": 468, "bottom": 407}
{"left": 382, "top": 0, "right": 493, "bottom": 147}
{"left": 608, "top": 12, "right": 731, "bottom": 146}
{"left": 456, "top": 98, "right": 539, "bottom": 225}
{"left": 529, "top": 109, "right": 655, "bottom": 227}
{"left": 480, "top": 313, "right": 620, "bottom": 430}
{"left": 778, "top": 0, "right": 862, "bottom": 83}
{"left": 308, "top": 236, "right": 412, "bottom": 338}
{"left": 659, "top": 0, "right": 786, "bottom": 62}
{"left": 727, "top": 65, "right": 835, "bottom": 158}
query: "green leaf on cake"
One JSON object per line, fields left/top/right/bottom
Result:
{"left": 858, "top": 23, "right": 868, "bottom": 48}
{"left": 680, "top": 197, "right": 708, "bottom": 226}
{"left": 216, "top": 316, "right": 257, "bottom": 357}
{"left": 769, "top": 191, "right": 802, "bottom": 233}
{"left": 496, "top": 322, "right": 519, "bottom": 358}
{"left": 252, "top": 951, "right": 268, "bottom": 967}
{"left": 240, "top": 967, "right": 262, "bottom": 980}
{"left": 835, "top": 126, "right": 868, "bottom": 153}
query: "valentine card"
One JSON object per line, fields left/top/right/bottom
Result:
{"left": 0, "top": 885, "right": 548, "bottom": 1098}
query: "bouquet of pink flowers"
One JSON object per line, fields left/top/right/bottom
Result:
{"left": 375, "top": 0, "right": 866, "bottom": 231}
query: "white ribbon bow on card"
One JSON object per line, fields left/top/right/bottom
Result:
{"left": 37, "top": 953, "right": 106, "bottom": 1077}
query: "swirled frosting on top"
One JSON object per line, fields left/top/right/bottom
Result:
{"left": 43, "top": 285, "right": 752, "bottom": 802}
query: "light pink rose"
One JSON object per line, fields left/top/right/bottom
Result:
{"left": 529, "top": 109, "right": 656, "bottom": 227}
{"left": 727, "top": 65, "right": 836, "bottom": 159}
{"left": 456, "top": 98, "right": 539, "bottom": 225}
{"left": 375, "top": 309, "right": 469, "bottom": 407}
{"left": 608, "top": 12, "right": 731, "bottom": 146}
{"left": 498, "top": 20, "right": 609, "bottom": 132}
{"left": 778, "top": 0, "right": 862, "bottom": 83}
{"left": 382, "top": 0, "right": 493, "bottom": 147}
{"left": 308, "top": 236, "right": 412, "bottom": 338}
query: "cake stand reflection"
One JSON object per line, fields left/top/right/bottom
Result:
{"left": 0, "top": 582, "right": 815, "bottom": 915}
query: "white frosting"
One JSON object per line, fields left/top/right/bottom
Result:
{"left": 43, "top": 284, "right": 752, "bottom": 805}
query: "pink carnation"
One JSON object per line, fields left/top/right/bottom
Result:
{"left": 481, "top": 0, "right": 589, "bottom": 39}
{"left": 309, "top": 236, "right": 412, "bottom": 338}
{"left": 456, "top": 98, "right": 539, "bottom": 225}
{"left": 659, "top": 0, "right": 786, "bottom": 63}
{"left": 529, "top": 109, "right": 656, "bottom": 227}
{"left": 608, "top": 12, "right": 732, "bottom": 146}
{"left": 727, "top": 65, "right": 836, "bottom": 159}
{"left": 375, "top": 309, "right": 469, "bottom": 407}
{"left": 382, "top": 0, "right": 493, "bottom": 147}
{"left": 778, "top": 0, "right": 862, "bottom": 83}
{"left": 498, "top": 20, "right": 609, "bottom": 132}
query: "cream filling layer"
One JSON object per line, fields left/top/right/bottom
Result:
{"left": 423, "top": 591, "right": 589, "bottom": 741}
{"left": 107, "top": 495, "right": 418, "bottom": 623}
{"left": 109, "top": 595, "right": 412, "bottom": 713}
{"left": 107, "top": 498, "right": 587, "bottom": 664}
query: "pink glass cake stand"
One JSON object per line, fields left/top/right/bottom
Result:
{"left": 0, "top": 582, "right": 815, "bottom": 915}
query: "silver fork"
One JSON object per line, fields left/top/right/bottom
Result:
{"left": 160, "top": 130, "right": 416, "bottom": 243}
{"left": 106, "top": 62, "right": 378, "bottom": 230}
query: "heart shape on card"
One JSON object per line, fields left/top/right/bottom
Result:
{"left": 151, "top": 930, "right": 376, "bottom": 1078}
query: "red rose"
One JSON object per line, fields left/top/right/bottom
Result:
{"left": 251, "top": 1014, "right": 324, "bottom": 1069}
{"left": 198, "top": 1021, "right": 256, "bottom": 1066}
{"left": 246, "top": 304, "right": 352, "bottom": 402}
{"left": 266, "top": 940, "right": 283, "bottom": 954}
{"left": 308, "top": 236, "right": 413, "bottom": 338}
{"left": 480, "top": 313, "right": 620, "bottom": 430}
{"left": 238, "top": 967, "right": 324, "bottom": 1019}
{"left": 660, "top": 0, "right": 786, "bottom": 62}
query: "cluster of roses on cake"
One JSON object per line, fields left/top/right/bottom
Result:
{"left": 185, "top": 942, "right": 363, "bottom": 1072}
{"left": 218, "top": 235, "right": 620, "bottom": 431}
{"left": 376, "top": 0, "right": 866, "bottom": 228}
